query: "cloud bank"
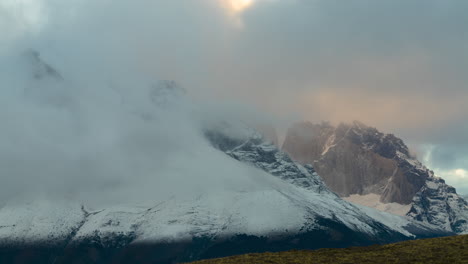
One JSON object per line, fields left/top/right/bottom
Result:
{"left": 1, "top": 0, "right": 467, "bottom": 194}
{"left": 0, "top": 0, "right": 281, "bottom": 206}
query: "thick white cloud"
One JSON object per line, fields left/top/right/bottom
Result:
{"left": 0, "top": 0, "right": 279, "bottom": 206}
{"left": 1, "top": 0, "right": 467, "bottom": 196}
{"left": 0, "top": 0, "right": 46, "bottom": 54}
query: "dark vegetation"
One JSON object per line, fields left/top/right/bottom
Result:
{"left": 191, "top": 234, "right": 468, "bottom": 264}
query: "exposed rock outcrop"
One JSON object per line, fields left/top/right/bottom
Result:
{"left": 282, "top": 121, "right": 468, "bottom": 233}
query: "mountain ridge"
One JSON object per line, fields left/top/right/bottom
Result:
{"left": 282, "top": 120, "right": 468, "bottom": 234}
{"left": 0, "top": 126, "right": 451, "bottom": 263}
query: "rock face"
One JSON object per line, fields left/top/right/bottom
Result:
{"left": 409, "top": 177, "right": 468, "bottom": 234}
{"left": 282, "top": 121, "right": 424, "bottom": 204}
{"left": 282, "top": 121, "right": 468, "bottom": 233}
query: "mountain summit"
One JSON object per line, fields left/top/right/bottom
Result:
{"left": 282, "top": 121, "right": 468, "bottom": 234}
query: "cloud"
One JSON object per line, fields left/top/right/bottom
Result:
{"left": 433, "top": 169, "right": 468, "bottom": 196}
{"left": 421, "top": 145, "right": 468, "bottom": 195}
{"left": 0, "top": 0, "right": 46, "bottom": 54}
{"left": 0, "top": 49, "right": 282, "bottom": 207}
{"left": 0, "top": 0, "right": 283, "bottom": 207}
{"left": 1, "top": 0, "right": 467, "bottom": 196}
{"left": 294, "top": 88, "right": 468, "bottom": 137}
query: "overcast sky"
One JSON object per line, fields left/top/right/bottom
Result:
{"left": 1, "top": 0, "right": 467, "bottom": 194}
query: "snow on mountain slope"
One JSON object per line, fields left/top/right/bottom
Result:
{"left": 204, "top": 127, "right": 448, "bottom": 238}
{"left": 344, "top": 194, "right": 411, "bottom": 216}
{"left": 0, "top": 131, "right": 448, "bottom": 245}
{"left": 0, "top": 52, "right": 454, "bottom": 263}
{"left": 69, "top": 178, "right": 438, "bottom": 246}
{"left": 0, "top": 170, "right": 443, "bottom": 248}
{"left": 0, "top": 126, "right": 453, "bottom": 264}
{"left": 0, "top": 200, "right": 84, "bottom": 246}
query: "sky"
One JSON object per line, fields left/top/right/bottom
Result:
{"left": 0, "top": 0, "right": 467, "bottom": 195}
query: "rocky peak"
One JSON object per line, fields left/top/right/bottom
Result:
{"left": 282, "top": 121, "right": 468, "bottom": 233}
{"left": 408, "top": 177, "right": 468, "bottom": 234}
{"left": 338, "top": 121, "right": 411, "bottom": 159}
{"left": 204, "top": 121, "right": 329, "bottom": 193}
{"left": 283, "top": 121, "right": 428, "bottom": 204}
{"left": 283, "top": 121, "right": 425, "bottom": 205}
{"left": 282, "top": 121, "right": 335, "bottom": 164}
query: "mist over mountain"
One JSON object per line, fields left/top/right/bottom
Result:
{"left": 1, "top": 0, "right": 467, "bottom": 194}
{"left": 0, "top": 0, "right": 467, "bottom": 263}
{"left": 0, "top": 49, "right": 276, "bottom": 207}
{"left": 0, "top": 50, "right": 455, "bottom": 263}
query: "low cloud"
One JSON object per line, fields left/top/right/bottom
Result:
{"left": 1, "top": 0, "right": 467, "bottom": 196}
{"left": 0, "top": 0, "right": 277, "bottom": 205}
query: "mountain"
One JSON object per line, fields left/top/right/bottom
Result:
{"left": 0, "top": 53, "right": 453, "bottom": 263}
{"left": 0, "top": 126, "right": 451, "bottom": 263}
{"left": 282, "top": 121, "right": 468, "bottom": 234}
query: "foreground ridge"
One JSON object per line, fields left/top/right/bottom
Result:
{"left": 191, "top": 234, "right": 468, "bottom": 264}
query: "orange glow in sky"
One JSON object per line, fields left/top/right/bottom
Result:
{"left": 223, "top": 0, "right": 254, "bottom": 13}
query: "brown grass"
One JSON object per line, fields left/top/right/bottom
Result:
{"left": 190, "top": 235, "right": 468, "bottom": 264}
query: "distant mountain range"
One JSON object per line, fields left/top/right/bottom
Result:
{"left": 282, "top": 121, "right": 468, "bottom": 234}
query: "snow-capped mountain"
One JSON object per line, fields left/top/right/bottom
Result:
{"left": 282, "top": 121, "right": 468, "bottom": 234}
{"left": 0, "top": 52, "right": 454, "bottom": 263}
{"left": 0, "top": 126, "right": 451, "bottom": 263}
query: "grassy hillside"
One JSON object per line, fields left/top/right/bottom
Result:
{"left": 191, "top": 235, "right": 468, "bottom": 264}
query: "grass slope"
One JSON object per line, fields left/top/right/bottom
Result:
{"left": 191, "top": 235, "right": 468, "bottom": 264}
